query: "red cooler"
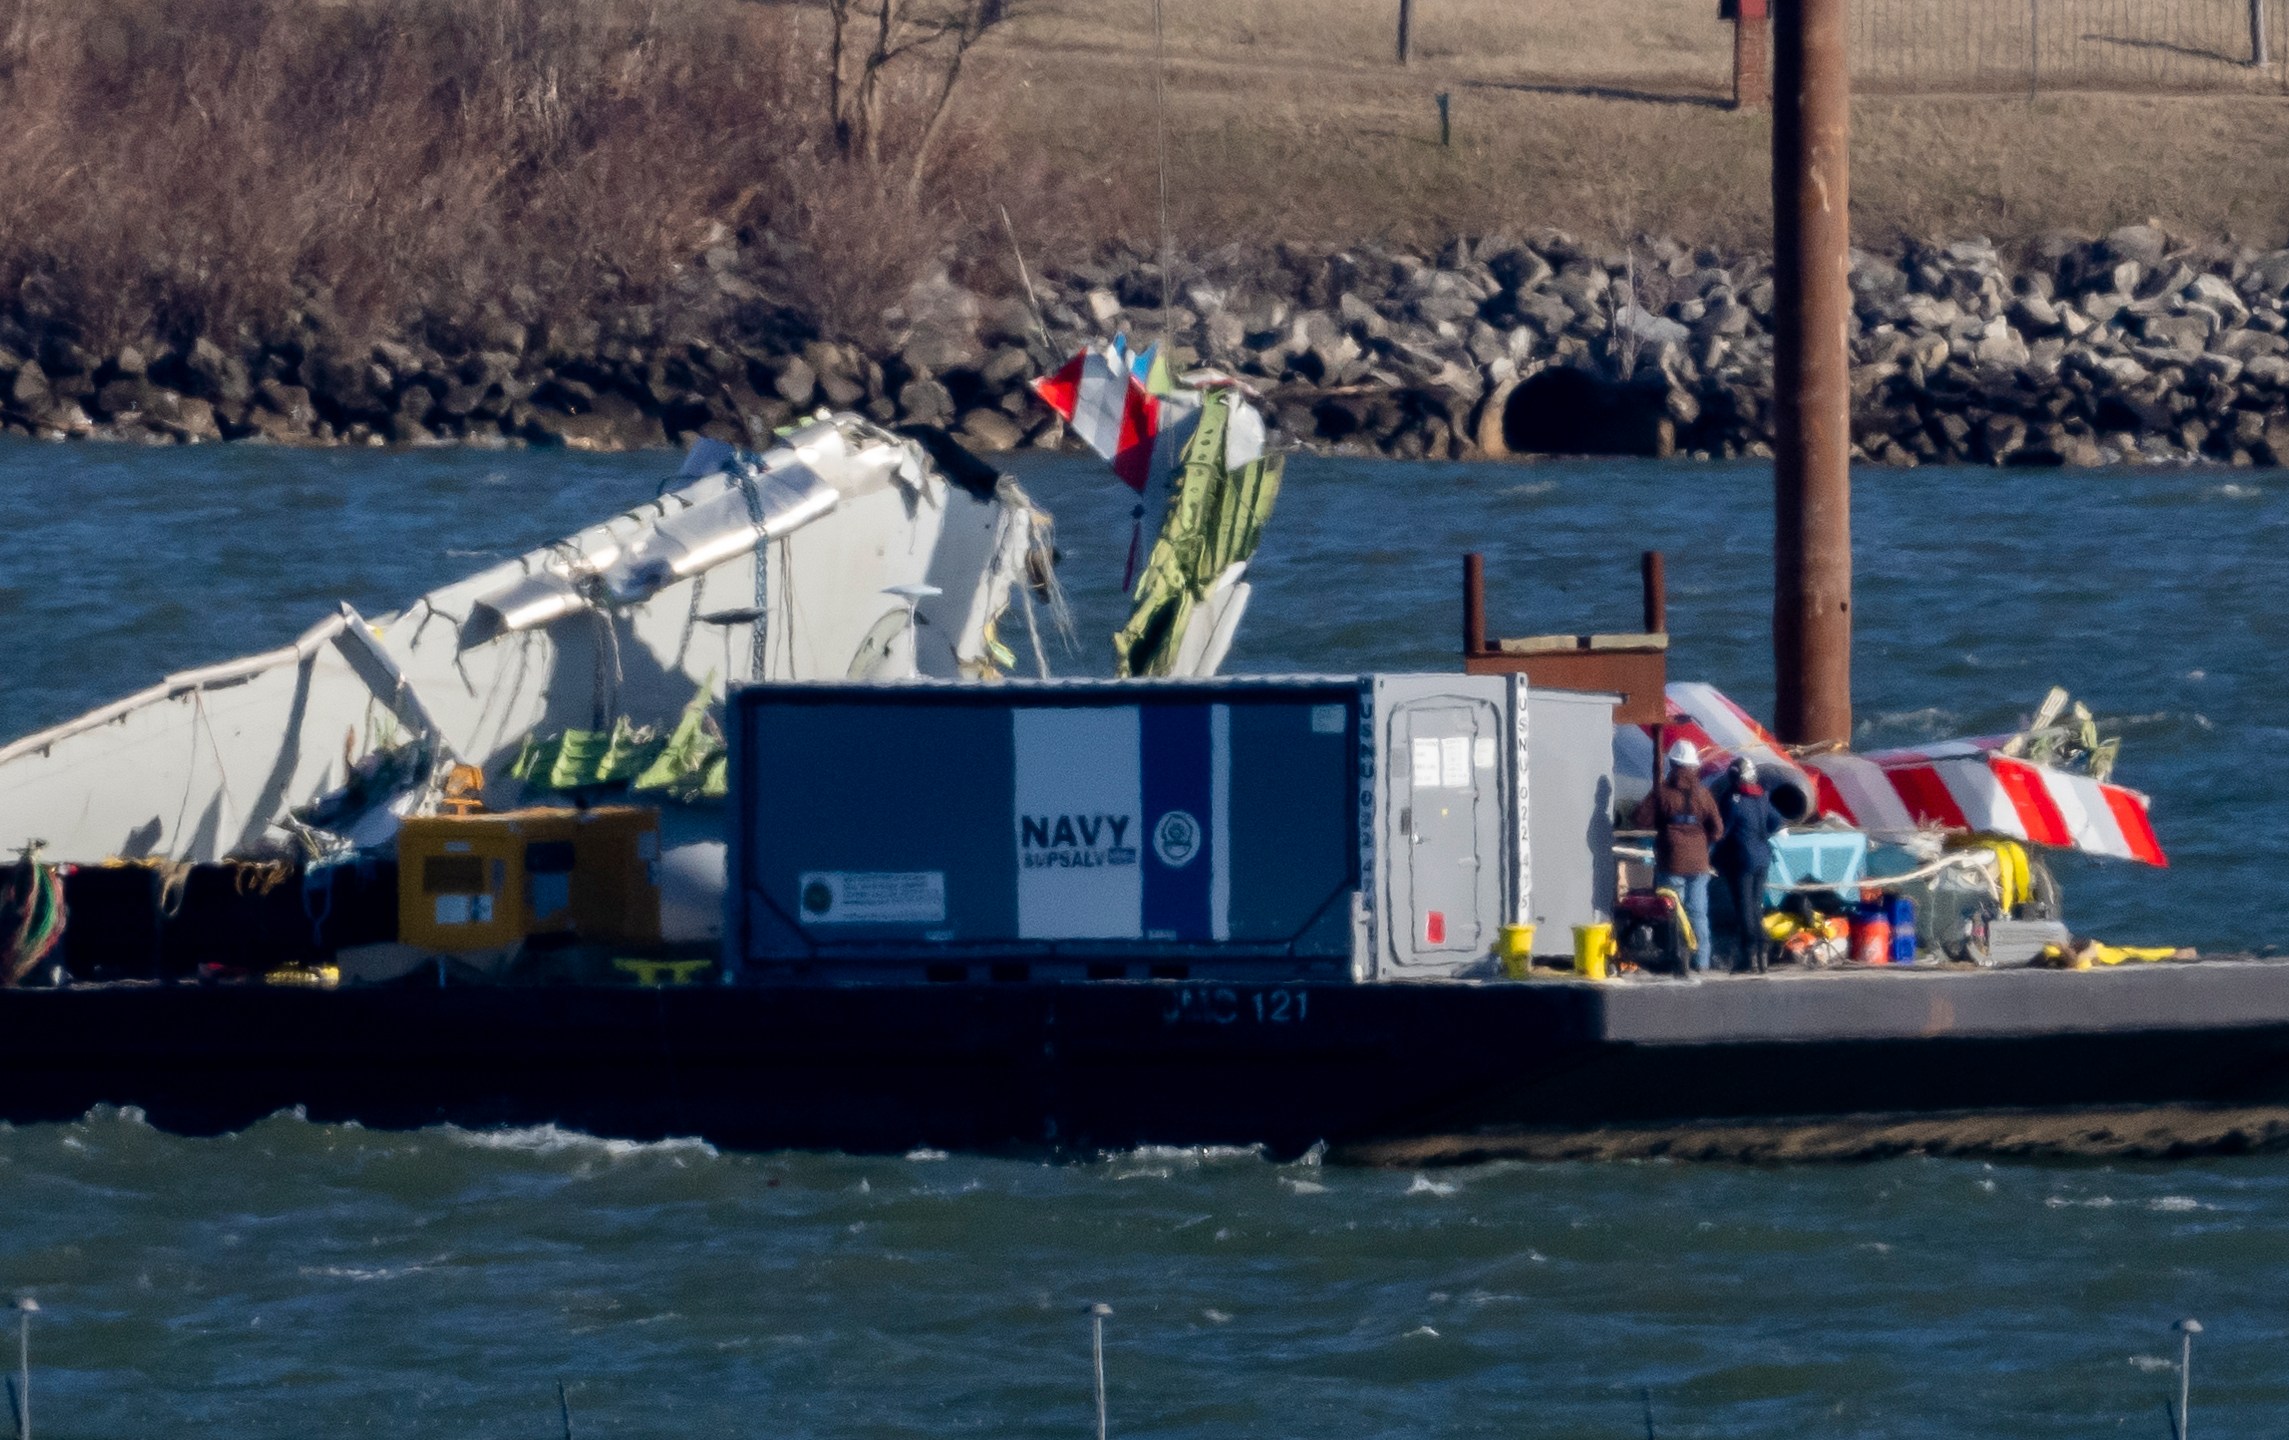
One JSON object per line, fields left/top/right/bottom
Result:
{"left": 1850, "top": 908, "right": 1893, "bottom": 966}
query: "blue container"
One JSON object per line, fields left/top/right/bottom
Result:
{"left": 727, "top": 678, "right": 1371, "bottom": 967}
{"left": 1884, "top": 892, "right": 1917, "bottom": 962}
{"left": 1763, "top": 830, "right": 1869, "bottom": 904}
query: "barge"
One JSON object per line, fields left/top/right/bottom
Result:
{"left": 0, "top": 960, "right": 2285, "bottom": 1159}
{"left": 3, "top": 362, "right": 2279, "bottom": 1163}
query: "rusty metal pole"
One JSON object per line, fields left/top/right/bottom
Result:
{"left": 1770, "top": 0, "right": 1853, "bottom": 746}
{"left": 1463, "top": 552, "right": 1486, "bottom": 656}
{"left": 1640, "top": 551, "right": 1667, "bottom": 634}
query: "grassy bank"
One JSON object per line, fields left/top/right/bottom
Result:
{"left": 991, "top": 0, "right": 2289, "bottom": 250}
{"left": 4, "top": 0, "right": 2289, "bottom": 357}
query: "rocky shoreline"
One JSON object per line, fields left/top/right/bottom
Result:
{"left": 6, "top": 224, "right": 2289, "bottom": 467}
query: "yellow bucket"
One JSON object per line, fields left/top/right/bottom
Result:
{"left": 1497, "top": 923, "right": 1537, "bottom": 979}
{"left": 1572, "top": 922, "right": 1613, "bottom": 980}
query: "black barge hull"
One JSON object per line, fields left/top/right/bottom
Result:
{"left": 8, "top": 962, "right": 2289, "bottom": 1158}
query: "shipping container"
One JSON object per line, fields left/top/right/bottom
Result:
{"left": 726, "top": 676, "right": 1616, "bottom": 983}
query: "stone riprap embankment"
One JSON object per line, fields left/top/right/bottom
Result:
{"left": 6, "top": 223, "right": 2289, "bottom": 466}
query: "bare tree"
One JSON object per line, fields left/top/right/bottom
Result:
{"left": 820, "top": 0, "right": 1016, "bottom": 195}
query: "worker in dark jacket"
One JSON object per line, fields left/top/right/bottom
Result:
{"left": 1714, "top": 756, "right": 1787, "bottom": 973}
{"left": 1629, "top": 739, "right": 1724, "bottom": 973}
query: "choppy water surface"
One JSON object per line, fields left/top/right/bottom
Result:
{"left": 2, "top": 441, "right": 2286, "bottom": 1435}
{"left": 8, "top": 1113, "right": 2289, "bottom": 1439}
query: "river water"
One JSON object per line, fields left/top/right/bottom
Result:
{"left": 0, "top": 440, "right": 2284, "bottom": 1435}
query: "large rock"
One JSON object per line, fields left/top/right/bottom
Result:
{"left": 1972, "top": 320, "right": 2029, "bottom": 369}
{"left": 954, "top": 407, "right": 1023, "bottom": 452}
{"left": 980, "top": 345, "right": 1033, "bottom": 388}
{"left": 257, "top": 379, "right": 318, "bottom": 426}
{"left": 185, "top": 338, "right": 253, "bottom": 406}
{"left": 540, "top": 390, "right": 663, "bottom": 450}
{"left": 2242, "top": 353, "right": 2289, "bottom": 388}
{"left": 2104, "top": 225, "right": 2170, "bottom": 268}
{"left": 1616, "top": 306, "right": 1690, "bottom": 348}
{"left": 2187, "top": 273, "right": 2247, "bottom": 318}
{"left": 1339, "top": 291, "right": 1391, "bottom": 340}
{"left": 1978, "top": 412, "right": 2027, "bottom": 462}
{"left": 2262, "top": 414, "right": 2289, "bottom": 463}
{"left": 2215, "top": 328, "right": 2288, "bottom": 360}
{"left": 2010, "top": 294, "right": 2062, "bottom": 335}
{"left": 896, "top": 272, "right": 983, "bottom": 375}
{"left": 6, "top": 361, "right": 49, "bottom": 414}
{"left": 804, "top": 343, "right": 864, "bottom": 409}
{"left": 2244, "top": 249, "right": 2289, "bottom": 292}
{"left": 897, "top": 377, "right": 954, "bottom": 426}
{"left": 93, "top": 376, "right": 163, "bottom": 421}
{"left": 1549, "top": 266, "right": 1608, "bottom": 318}
{"left": 436, "top": 380, "right": 490, "bottom": 418}
{"left": 2138, "top": 313, "right": 2209, "bottom": 355}
{"left": 159, "top": 396, "right": 221, "bottom": 443}
{"left": 1513, "top": 291, "right": 1576, "bottom": 338}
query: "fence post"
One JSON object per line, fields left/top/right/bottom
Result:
{"left": 1396, "top": 0, "right": 1413, "bottom": 63}
{"left": 1734, "top": 0, "right": 1772, "bottom": 108}
{"left": 2252, "top": 0, "right": 2269, "bottom": 66}
{"left": 2029, "top": 0, "right": 2039, "bottom": 96}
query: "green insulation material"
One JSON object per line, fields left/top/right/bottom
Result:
{"left": 1113, "top": 390, "right": 1284, "bottom": 678}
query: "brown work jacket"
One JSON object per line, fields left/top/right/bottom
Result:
{"left": 1631, "top": 773, "right": 1725, "bottom": 876}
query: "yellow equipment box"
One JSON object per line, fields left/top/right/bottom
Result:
{"left": 565, "top": 806, "right": 663, "bottom": 944}
{"left": 397, "top": 807, "right": 661, "bottom": 953}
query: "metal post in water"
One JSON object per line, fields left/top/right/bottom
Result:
{"left": 1462, "top": 553, "right": 1487, "bottom": 656}
{"left": 1396, "top": 0, "right": 1413, "bottom": 63}
{"left": 2174, "top": 1317, "right": 2201, "bottom": 1440}
{"left": 1770, "top": 0, "right": 1854, "bottom": 747}
{"left": 1436, "top": 91, "right": 1451, "bottom": 146}
{"left": 2251, "top": 0, "right": 2269, "bottom": 66}
{"left": 14, "top": 1297, "right": 34, "bottom": 1440}
{"left": 1087, "top": 1303, "right": 1112, "bottom": 1440}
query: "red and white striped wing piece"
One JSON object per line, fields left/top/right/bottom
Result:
{"left": 1657, "top": 682, "right": 2166, "bottom": 867}
{"left": 1664, "top": 682, "right": 1788, "bottom": 768}
{"left": 1819, "top": 743, "right": 2168, "bottom": 867}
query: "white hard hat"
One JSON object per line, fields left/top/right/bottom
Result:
{"left": 1736, "top": 756, "right": 1759, "bottom": 782}
{"left": 1665, "top": 739, "right": 1700, "bottom": 768}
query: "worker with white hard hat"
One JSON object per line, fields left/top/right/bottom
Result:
{"left": 1715, "top": 755, "right": 1787, "bottom": 973}
{"left": 1629, "top": 737, "right": 1725, "bottom": 973}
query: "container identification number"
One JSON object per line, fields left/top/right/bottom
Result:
{"left": 1161, "top": 986, "right": 1309, "bottom": 1026}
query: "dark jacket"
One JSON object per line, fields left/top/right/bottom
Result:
{"left": 1715, "top": 782, "right": 1785, "bottom": 874}
{"left": 1631, "top": 772, "right": 1724, "bottom": 876}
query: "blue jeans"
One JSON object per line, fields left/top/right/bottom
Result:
{"left": 1658, "top": 872, "right": 1713, "bottom": 972}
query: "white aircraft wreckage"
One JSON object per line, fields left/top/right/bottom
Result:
{"left": 0, "top": 341, "right": 1292, "bottom": 973}
{"left": 0, "top": 416, "right": 1096, "bottom": 945}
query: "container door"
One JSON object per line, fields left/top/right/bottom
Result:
{"left": 1389, "top": 698, "right": 1502, "bottom": 967}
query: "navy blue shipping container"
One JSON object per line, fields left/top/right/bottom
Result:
{"left": 728, "top": 679, "right": 1369, "bottom": 975}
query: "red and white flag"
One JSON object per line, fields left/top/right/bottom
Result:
{"left": 1032, "top": 345, "right": 1161, "bottom": 493}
